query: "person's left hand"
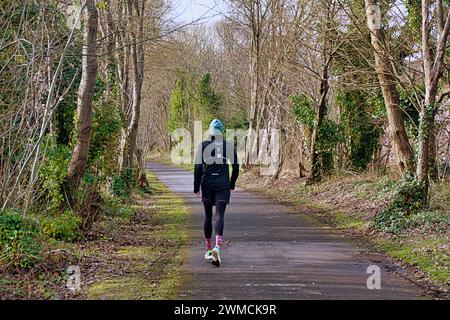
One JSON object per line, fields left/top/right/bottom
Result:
{"left": 194, "top": 192, "right": 200, "bottom": 197}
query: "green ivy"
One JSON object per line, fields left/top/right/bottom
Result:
{"left": 40, "top": 211, "right": 81, "bottom": 242}
{"left": 337, "top": 90, "right": 382, "bottom": 170}
{"left": 290, "top": 94, "right": 315, "bottom": 129}
{"left": 39, "top": 134, "right": 72, "bottom": 212}
{"left": 195, "top": 73, "right": 222, "bottom": 128}
{"left": 167, "top": 71, "right": 193, "bottom": 132}
{"left": 168, "top": 71, "right": 224, "bottom": 132}
{"left": 88, "top": 98, "right": 122, "bottom": 175}
{"left": 0, "top": 210, "right": 43, "bottom": 269}
{"left": 405, "top": 0, "right": 422, "bottom": 34}
{"left": 227, "top": 103, "right": 249, "bottom": 129}
{"left": 373, "top": 175, "right": 426, "bottom": 234}
{"left": 111, "top": 174, "right": 129, "bottom": 198}
{"left": 291, "top": 94, "right": 344, "bottom": 174}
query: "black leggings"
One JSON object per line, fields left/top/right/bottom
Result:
{"left": 203, "top": 202, "right": 227, "bottom": 238}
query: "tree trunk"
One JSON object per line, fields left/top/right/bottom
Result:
{"left": 244, "top": 0, "right": 263, "bottom": 168}
{"left": 428, "top": 123, "right": 438, "bottom": 181}
{"left": 416, "top": 0, "right": 450, "bottom": 201}
{"left": 115, "top": 0, "right": 131, "bottom": 172}
{"left": 135, "top": 147, "right": 149, "bottom": 188}
{"left": 126, "top": 0, "right": 143, "bottom": 171}
{"left": 365, "top": 0, "right": 415, "bottom": 173}
{"left": 307, "top": 60, "right": 330, "bottom": 183}
{"left": 119, "top": 0, "right": 145, "bottom": 177}
{"left": 245, "top": 28, "right": 260, "bottom": 168}
{"left": 66, "top": 0, "right": 98, "bottom": 193}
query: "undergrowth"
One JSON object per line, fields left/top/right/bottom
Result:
{"left": 373, "top": 175, "right": 449, "bottom": 235}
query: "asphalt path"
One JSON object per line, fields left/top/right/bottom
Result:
{"left": 148, "top": 162, "right": 425, "bottom": 300}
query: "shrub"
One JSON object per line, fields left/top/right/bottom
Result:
{"left": 89, "top": 98, "right": 122, "bottom": 177}
{"left": 373, "top": 208, "right": 411, "bottom": 234}
{"left": 0, "top": 210, "right": 43, "bottom": 269}
{"left": 373, "top": 176, "right": 425, "bottom": 234}
{"left": 317, "top": 119, "right": 344, "bottom": 173}
{"left": 38, "top": 134, "right": 72, "bottom": 212}
{"left": 290, "top": 94, "right": 315, "bottom": 128}
{"left": 40, "top": 211, "right": 81, "bottom": 242}
{"left": 291, "top": 94, "right": 344, "bottom": 174}
{"left": 409, "top": 210, "right": 449, "bottom": 233}
{"left": 336, "top": 90, "right": 382, "bottom": 170}
{"left": 387, "top": 176, "right": 424, "bottom": 213}
{"left": 111, "top": 174, "right": 127, "bottom": 198}
{"left": 111, "top": 168, "right": 134, "bottom": 198}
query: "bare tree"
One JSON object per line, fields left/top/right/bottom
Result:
{"left": 121, "top": 0, "right": 146, "bottom": 173}
{"left": 307, "top": 0, "right": 342, "bottom": 183}
{"left": 417, "top": 0, "right": 450, "bottom": 199}
{"left": 226, "top": 0, "right": 273, "bottom": 167}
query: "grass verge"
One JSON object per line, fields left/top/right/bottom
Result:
{"left": 0, "top": 170, "right": 190, "bottom": 300}
{"left": 86, "top": 170, "right": 188, "bottom": 299}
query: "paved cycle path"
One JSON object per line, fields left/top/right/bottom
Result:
{"left": 148, "top": 162, "right": 425, "bottom": 300}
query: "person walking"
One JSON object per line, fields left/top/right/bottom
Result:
{"left": 194, "top": 119, "right": 239, "bottom": 267}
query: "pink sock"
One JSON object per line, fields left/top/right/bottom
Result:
{"left": 215, "top": 235, "right": 223, "bottom": 248}
{"left": 205, "top": 238, "right": 212, "bottom": 250}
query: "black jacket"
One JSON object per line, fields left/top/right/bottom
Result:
{"left": 193, "top": 136, "right": 239, "bottom": 193}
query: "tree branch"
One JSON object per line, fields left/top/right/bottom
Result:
{"left": 437, "top": 85, "right": 450, "bottom": 103}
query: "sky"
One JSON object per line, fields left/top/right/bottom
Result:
{"left": 171, "top": 0, "right": 229, "bottom": 25}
